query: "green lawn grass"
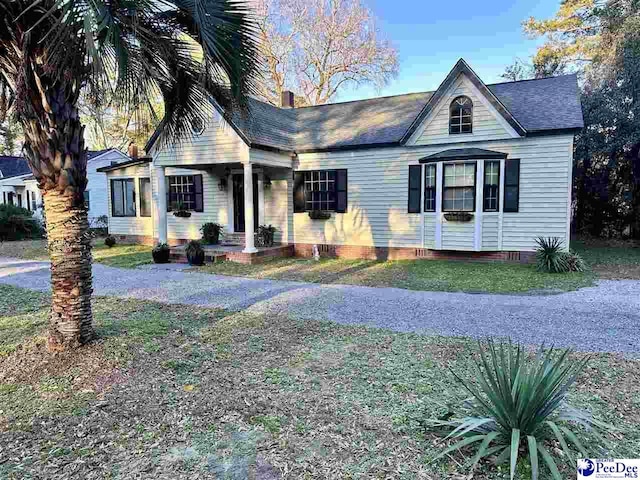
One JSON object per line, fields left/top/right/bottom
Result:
{"left": 195, "top": 256, "right": 594, "bottom": 293}
{"left": 0, "top": 239, "right": 153, "bottom": 269}
{"left": 0, "top": 284, "right": 637, "bottom": 479}
{"left": 572, "top": 239, "right": 640, "bottom": 279}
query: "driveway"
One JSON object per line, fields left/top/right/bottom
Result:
{"left": 1, "top": 257, "right": 639, "bottom": 353}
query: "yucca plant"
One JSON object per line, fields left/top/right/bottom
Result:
{"left": 535, "top": 237, "right": 569, "bottom": 273}
{"left": 425, "top": 342, "right": 611, "bottom": 480}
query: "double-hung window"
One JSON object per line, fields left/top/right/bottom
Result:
{"left": 293, "top": 169, "right": 348, "bottom": 213}
{"left": 111, "top": 179, "right": 136, "bottom": 217}
{"left": 139, "top": 178, "right": 152, "bottom": 217}
{"left": 424, "top": 164, "right": 436, "bottom": 212}
{"left": 483, "top": 160, "right": 500, "bottom": 211}
{"left": 167, "top": 174, "right": 204, "bottom": 212}
{"left": 443, "top": 163, "right": 476, "bottom": 212}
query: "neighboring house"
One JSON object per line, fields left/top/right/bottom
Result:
{"left": 0, "top": 149, "right": 130, "bottom": 225}
{"left": 99, "top": 59, "right": 583, "bottom": 263}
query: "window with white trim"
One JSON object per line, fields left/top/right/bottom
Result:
{"left": 483, "top": 160, "right": 500, "bottom": 211}
{"left": 449, "top": 96, "right": 473, "bottom": 134}
{"left": 443, "top": 163, "right": 476, "bottom": 211}
{"left": 424, "top": 164, "right": 436, "bottom": 212}
{"left": 111, "top": 179, "right": 136, "bottom": 217}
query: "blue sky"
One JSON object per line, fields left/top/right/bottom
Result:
{"left": 338, "top": 0, "right": 559, "bottom": 102}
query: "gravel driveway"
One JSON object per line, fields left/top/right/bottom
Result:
{"left": 1, "top": 256, "right": 639, "bottom": 353}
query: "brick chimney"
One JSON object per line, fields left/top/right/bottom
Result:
{"left": 280, "top": 90, "right": 295, "bottom": 109}
{"left": 127, "top": 141, "right": 139, "bottom": 159}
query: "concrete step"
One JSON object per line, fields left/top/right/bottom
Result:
{"left": 221, "top": 232, "right": 246, "bottom": 245}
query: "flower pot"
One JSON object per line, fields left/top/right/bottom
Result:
{"left": 187, "top": 250, "right": 205, "bottom": 266}
{"left": 152, "top": 248, "right": 171, "bottom": 264}
{"left": 208, "top": 232, "right": 220, "bottom": 245}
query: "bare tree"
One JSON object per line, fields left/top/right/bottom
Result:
{"left": 256, "top": 0, "right": 399, "bottom": 106}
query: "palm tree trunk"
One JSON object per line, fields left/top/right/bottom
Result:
{"left": 44, "top": 188, "right": 94, "bottom": 350}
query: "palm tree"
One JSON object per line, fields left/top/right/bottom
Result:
{"left": 0, "top": 0, "right": 260, "bottom": 351}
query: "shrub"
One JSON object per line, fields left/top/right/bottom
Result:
{"left": 200, "top": 222, "right": 223, "bottom": 244}
{"left": 256, "top": 224, "right": 276, "bottom": 247}
{"left": 104, "top": 235, "right": 116, "bottom": 248}
{"left": 0, "top": 203, "right": 43, "bottom": 241}
{"left": 565, "top": 250, "right": 586, "bottom": 272}
{"left": 425, "top": 341, "right": 611, "bottom": 480}
{"left": 535, "top": 237, "right": 569, "bottom": 273}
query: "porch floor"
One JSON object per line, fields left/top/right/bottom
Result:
{"left": 170, "top": 243, "right": 294, "bottom": 265}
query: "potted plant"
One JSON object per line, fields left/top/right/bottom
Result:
{"left": 185, "top": 240, "right": 205, "bottom": 265}
{"left": 256, "top": 224, "right": 276, "bottom": 247}
{"left": 152, "top": 243, "right": 171, "bottom": 263}
{"left": 172, "top": 201, "right": 191, "bottom": 218}
{"left": 201, "top": 222, "right": 223, "bottom": 245}
{"left": 104, "top": 235, "right": 116, "bottom": 248}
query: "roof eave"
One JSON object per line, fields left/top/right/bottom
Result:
{"left": 96, "top": 157, "right": 152, "bottom": 173}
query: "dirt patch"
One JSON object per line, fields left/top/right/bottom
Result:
{"left": 593, "top": 263, "right": 640, "bottom": 279}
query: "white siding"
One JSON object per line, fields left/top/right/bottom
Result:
{"left": 106, "top": 164, "right": 153, "bottom": 237}
{"left": 442, "top": 220, "right": 475, "bottom": 250}
{"left": 295, "top": 134, "right": 574, "bottom": 251}
{"left": 482, "top": 214, "right": 499, "bottom": 250}
{"left": 294, "top": 149, "right": 422, "bottom": 248}
{"left": 153, "top": 112, "right": 249, "bottom": 167}
{"left": 263, "top": 171, "right": 291, "bottom": 244}
{"left": 86, "top": 150, "right": 131, "bottom": 225}
{"left": 424, "top": 214, "right": 436, "bottom": 248}
{"left": 154, "top": 167, "right": 228, "bottom": 241}
{"left": 412, "top": 74, "right": 517, "bottom": 146}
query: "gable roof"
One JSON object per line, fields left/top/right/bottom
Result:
{"left": 147, "top": 60, "right": 584, "bottom": 154}
{"left": 0, "top": 156, "right": 30, "bottom": 178}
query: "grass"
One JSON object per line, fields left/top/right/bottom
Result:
{"left": 0, "top": 239, "right": 153, "bottom": 269}
{"left": 572, "top": 238, "right": 640, "bottom": 279}
{"left": 1, "top": 284, "right": 638, "bottom": 479}
{"left": 195, "top": 256, "right": 594, "bottom": 293}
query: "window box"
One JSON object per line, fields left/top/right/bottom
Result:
{"left": 308, "top": 210, "right": 332, "bottom": 220}
{"left": 444, "top": 212, "right": 474, "bottom": 222}
{"left": 173, "top": 210, "right": 192, "bottom": 218}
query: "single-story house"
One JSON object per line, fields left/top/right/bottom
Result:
{"left": 1, "top": 149, "right": 130, "bottom": 225}
{"left": 99, "top": 59, "right": 583, "bottom": 263}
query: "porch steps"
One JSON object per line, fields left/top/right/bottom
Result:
{"left": 169, "top": 249, "right": 228, "bottom": 264}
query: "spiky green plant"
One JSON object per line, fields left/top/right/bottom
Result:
{"left": 565, "top": 250, "right": 586, "bottom": 272}
{"left": 535, "top": 237, "right": 569, "bottom": 273}
{"left": 425, "top": 342, "right": 611, "bottom": 480}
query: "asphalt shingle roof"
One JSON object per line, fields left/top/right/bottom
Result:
{"left": 228, "top": 74, "right": 583, "bottom": 153}
{"left": 0, "top": 156, "right": 30, "bottom": 178}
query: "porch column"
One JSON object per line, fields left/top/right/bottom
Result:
{"left": 155, "top": 165, "right": 168, "bottom": 244}
{"left": 242, "top": 162, "right": 258, "bottom": 253}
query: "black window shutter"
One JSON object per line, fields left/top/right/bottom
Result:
{"left": 166, "top": 176, "right": 172, "bottom": 212}
{"left": 504, "top": 159, "right": 520, "bottom": 213}
{"left": 335, "top": 169, "right": 348, "bottom": 213}
{"left": 194, "top": 174, "right": 204, "bottom": 212}
{"left": 293, "top": 172, "right": 305, "bottom": 213}
{"left": 408, "top": 165, "right": 422, "bottom": 213}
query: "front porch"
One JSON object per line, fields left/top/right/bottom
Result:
{"left": 169, "top": 243, "right": 294, "bottom": 265}
{"left": 151, "top": 152, "right": 294, "bottom": 263}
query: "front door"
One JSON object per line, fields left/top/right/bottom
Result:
{"left": 233, "top": 173, "right": 259, "bottom": 232}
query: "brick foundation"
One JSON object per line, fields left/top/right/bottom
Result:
{"left": 293, "top": 243, "right": 535, "bottom": 264}
{"left": 111, "top": 234, "right": 534, "bottom": 264}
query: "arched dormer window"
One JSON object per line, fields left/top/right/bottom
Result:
{"left": 449, "top": 96, "right": 473, "bottom": 134}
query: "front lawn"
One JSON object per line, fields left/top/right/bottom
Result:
{"left": 0, "top": 284, "right": 638, "bottom": 479}
{"left": 0, "top": 239, "right": 153, "bottom": 269}
{"left": 195, "top": 256, "right": 594, "bottom": 293}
